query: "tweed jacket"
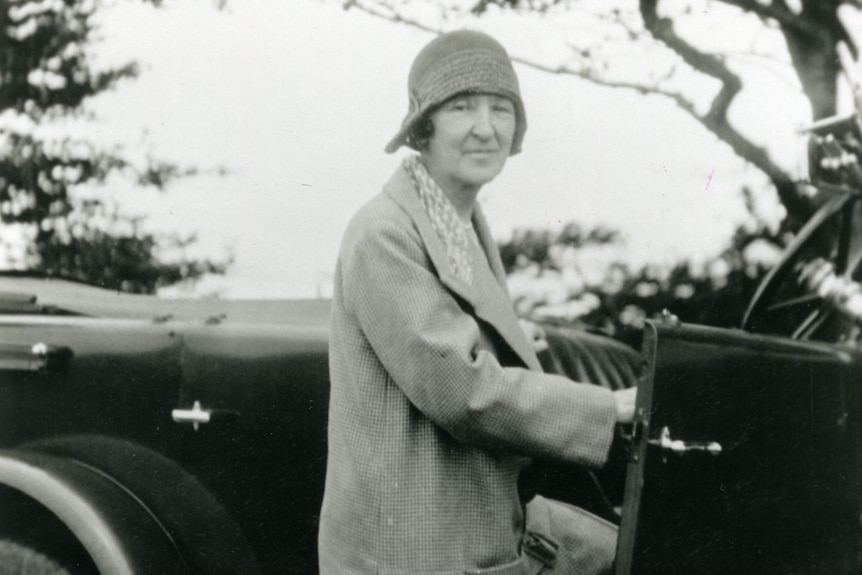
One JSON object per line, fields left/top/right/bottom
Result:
{"left": 319, "top": 164, "right": 618, "bottom": 575}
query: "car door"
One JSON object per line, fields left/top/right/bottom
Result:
{"left": 616, "top": 321, "right": 862, "bottom": 575}
{"left": 171, "top": 321, "right": 329, "bottom": 574}
{"left": 0, "top": 315, "right": 184, "bottom": 451}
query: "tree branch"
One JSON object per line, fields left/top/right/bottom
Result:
{"left": 639, "top": 0, "right": 814, "bottom": 219}
{"left": 342, "top": 0, "right": 817, "bottom": 220}
{"left": 719, "top": 0, "right": 819, "bottom": 35}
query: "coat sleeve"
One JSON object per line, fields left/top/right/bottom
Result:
{"left": 340, "top": 215, "right": 617, "bottom": 468}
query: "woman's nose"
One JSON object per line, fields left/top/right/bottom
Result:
{"left": 470, "top": 106, "right": 495, "bottom": 139}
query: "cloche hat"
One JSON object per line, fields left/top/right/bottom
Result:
{"left": 385, "top": 29, "right": 527, "bottom": 155}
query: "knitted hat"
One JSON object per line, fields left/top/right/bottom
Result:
{"left": 385, "top": 30, "right": 527, "bottom": 156}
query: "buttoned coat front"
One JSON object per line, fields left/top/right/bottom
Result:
{"left": 319, "top": 164, "right": 618, "bottom": 575}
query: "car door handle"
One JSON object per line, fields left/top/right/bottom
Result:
{"left": 172, "top": 401, "right": 239, "bottom": 431}
{"left": 172, "top": 400, "right": 211, "bottom": 431}
{"left": 648, "top": 426, "right": 722, "bottom": 456}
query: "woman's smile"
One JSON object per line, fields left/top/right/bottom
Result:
{"left": 421, "top": 93, "right": 517, "bottom": 208}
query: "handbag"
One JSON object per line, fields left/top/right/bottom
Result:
{"left": 522, "top": 495, "right": 617, "bottom": 575}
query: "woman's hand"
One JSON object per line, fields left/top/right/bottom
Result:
{"left": 613, "top": 387, "right": 637, "bottom": 424}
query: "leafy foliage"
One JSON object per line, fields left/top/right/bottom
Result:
{"left": 501, "top": 187, "right": 790, "bottom": 347}
{"left": 345, "top": 0, "right": 862, "bottom": 342}
{"left": 31, "top": 199, "right": 226, "bottom": 293}
{"left": 0, "top": 0, "right": 229, "bottom": 293}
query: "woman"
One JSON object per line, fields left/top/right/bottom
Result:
{"left": 319, "top": 30, "right": 636, "bottom": 575}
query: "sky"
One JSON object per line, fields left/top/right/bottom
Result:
{"left": 88, "top": 0, "right": 812, "bottom": 298}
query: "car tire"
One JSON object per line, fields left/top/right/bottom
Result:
{"left": 0, "top": 539, "right": 72, "bottom": 575}
{"left": 21, "top": 435, "right": 260, "bottom": 575}
{"left": 0, "top": 482, "right": 100, "bottom": 575}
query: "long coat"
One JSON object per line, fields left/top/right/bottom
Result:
{"left": 319, "top": 164, "right": 618, "bottom": 574}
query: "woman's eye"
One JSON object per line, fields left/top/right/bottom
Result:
{"left": 492, "top": 100, "right": 514, "bottom": 113}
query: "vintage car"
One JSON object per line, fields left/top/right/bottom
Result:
{"left": 2, "top": 107, "right": 862, "bottom": 575}
{"left": 0, "top": 272, "right": 642, "bottom": 575}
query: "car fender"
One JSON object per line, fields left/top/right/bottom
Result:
{"left": 14, "top": 435, "right": 262, "bottom": 575}
{"left": 0, "top": 448, "right": 187, "bottom": 574}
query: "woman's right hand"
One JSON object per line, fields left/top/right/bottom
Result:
{"left": 613, "top": 387, "right": 637, "bottom": 424}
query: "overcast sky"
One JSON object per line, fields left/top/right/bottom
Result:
{"left": 90, "top": 0, "right": 809, "bottom": 298}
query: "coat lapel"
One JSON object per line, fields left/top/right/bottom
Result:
{"left": 383, "top": 165, "right": 541, "bottom": 371}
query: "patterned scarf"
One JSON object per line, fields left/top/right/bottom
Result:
{"left": 403, "top": 155, "right": 476, "bottom": 285}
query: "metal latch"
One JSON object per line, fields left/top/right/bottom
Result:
{"left": 171, "top": 400, "right": 211, "bottom": 431}
{"left": 0, "top": 342, "right": 72, "bottom": 374}
{"left": 648, "top": 426, "right": 722, "bottom": 456}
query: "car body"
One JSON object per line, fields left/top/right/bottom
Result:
{"left": 0, "top": 280, "right": 333, "bottom": 574}
{"left": 0, "top": 273, "right": 644, "bottom": 574}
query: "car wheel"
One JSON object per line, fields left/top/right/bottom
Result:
{"left": 743, "top": 192, "right": 862, "bottom": 342}
{"left": 0, "top": 540, "right": 72, "bottom": 575}
{"left": 0, "top": 486, "right": 98, "bottom": 575}
{"left": 22, "top": 436, "right": 259, "bottom": 575}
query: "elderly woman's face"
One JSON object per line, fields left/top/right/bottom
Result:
{"left": 422, "top": 93, "right": 516, "bottom": 195}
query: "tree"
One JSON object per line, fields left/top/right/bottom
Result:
{"left": 500, "top": 187, "right": 790, "bottom": 346}
{"left": 0, "top": 0, "right": 229, "bottom": 293}
{"left": 337, "top": 0, "right": 862, "bottom": 226}
{"left": 336, "top": 0, "right": 862, "bottom": 340}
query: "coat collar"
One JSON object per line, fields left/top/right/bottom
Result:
{"left": 383, "top": 164, "right": 541, "bottom": 371}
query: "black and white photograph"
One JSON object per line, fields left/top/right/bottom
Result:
{"left": 1, "top": 0, "right": 861, "bottom": 573}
